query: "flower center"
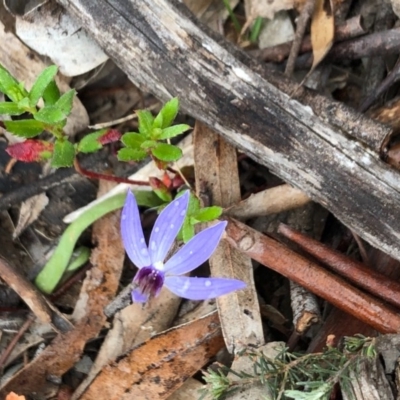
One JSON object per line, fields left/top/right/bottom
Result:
{"left": 133, "top": 266, "right": 165, "bottom": 298}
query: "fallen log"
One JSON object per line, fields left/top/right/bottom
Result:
{"left": 55, "top": 0, "right": 400, "bottom": 261}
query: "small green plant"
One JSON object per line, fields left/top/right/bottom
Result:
{"left": 0, "top": 63, "right": 191, "bottom": 168}
{"left": 201, "top": 336, "right": 376, "bottom": 400}
{"left": 0, "top": 64, "right": 223, "bottom": 293}
{"left": 118, "top": 99, "right": 190, "bottom": 167}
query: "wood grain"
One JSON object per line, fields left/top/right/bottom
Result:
{"left": 55, "top": 0, "right": 400, "bottom": 263}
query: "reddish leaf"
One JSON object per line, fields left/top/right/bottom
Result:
{"left": 6, "top": 140, "right": 53, "bottom": 162}
{"left": 161, "top": 171, "right": 172, "bottom": 188}
{"left": 98, "top": 128, "right": 122, "bottom": 145}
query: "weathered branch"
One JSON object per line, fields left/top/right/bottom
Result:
{"left": 55, "top": 0, "right": 400, "bottom": 262}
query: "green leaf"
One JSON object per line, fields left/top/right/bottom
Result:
{"left": 222, "top": 0, "right": 242, "bottom": 33}
{"left": 134, "top": 190, "right": 164, "bottom": 208}
{"left": 149, "top": 178, "right": 172, "bottom": 202}
{"left": 66, "top": 246, "right": 90, "bottom": 272}
{"left": 137, "top": 110, "right": 154, "bottom": 136}
{"left": 151, "top": 143, "right": 182, "bottom": 162}
{"left": 150, "top": 127, "right": 162, "bottom": 139}
{"left": 34, "top": 106, "right": 66, "bottom": 124}
{"left": 17, "top": 97, "right": 30, "bottom": 109}
{"left": 76, "top": 131, "right": 104, "bottom": 153}
{"left": 140, "top": 140, "right": 157, "bottom": 150}
{"left": 153, "top": 189, "right": 172, "bottom": 203}
{"left": 29, "top": 65, "right": 58, "bottom": 107}
{"left": 51, "top": 140, "right": 75, "bottom": 167}
{"left": 54, "top": 89, "right": 75, "bottom": 116}
{"left": 118, "top": 147, "right": 147, "bottom": 162}
{"left": 0, "top": 64, "right": 28, "bottom": 102}
{"left": 250, "top": 17, "right": 264, "bottom": 43}
{"left": 121, "top": 132, "right": 145, "bottom": 148}
{"left": 158, "top": 124, "right": 191, "bottom": 140}
{"left": 0, "top": 102, "right": 25, "bottom": 115}
{"left": 4, "top": 119, "right": 45, "bottom": 138}
{"left": 181, "top": 218, "right": 195, "bottom": 243}
{"left": 192, "top": 206, "right": 222, "bottom": 223}
{"left": 187, "top": 193, "right": 200, "bottom": 215}
{"left": 153, "top": 112, "right": 163, "bottom": 129}
{"left": 157, "top": 97, "right": 179, "bottom": 128}
{"left": 43, "top": 80, "right": 60, "bottom": 105}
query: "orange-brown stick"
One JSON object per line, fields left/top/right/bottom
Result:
{"left": 278, "top": 223, "right": 400, "bottom": 310}
{"left": 226, "top": 218, "right": 400, "bottom": 334}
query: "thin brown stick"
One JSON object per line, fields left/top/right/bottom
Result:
{"left": 285, "top": 0, "right": 316, "bottom": 76}
{"left": 350, "top": 229, "right": 370, "bottom": 265}
{"left": 292, "top": 28, "right": 400, "bottom": 70}
{"left": 226, "top": 218, "right": 400, "bottom": 333}
{"left": 0, "top": 314, "right": 35, "bottom": 369}
{"left": 359, "top": 1, "right": 396, "bottom": 112}
{"left": 359, "top": 56, "right": 400, "bottom": 112}
{"left": 49, "top": 262, "right": 92, "bottom": 300}
{"left": 278, "top": 223, "right": 400, "bottom": 310}
{"left": 253, "top": 16, "right": 368, "bottom": 63}
{"left": 73, "top": 158, "right": 149, "bottom": 186}
{"left": 0, "top": 256, "right": 72, "bottom": 333}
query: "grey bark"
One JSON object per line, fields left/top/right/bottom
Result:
{"left": 56, "top": 0, "right": 400, "bottom": 262}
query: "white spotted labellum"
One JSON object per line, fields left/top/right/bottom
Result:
{"left": 121, "top": 190, "right": 246, "bottom": 302}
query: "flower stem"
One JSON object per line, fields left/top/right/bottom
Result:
{"left": 73, "top": 158, "right": 150, "bottom": 186}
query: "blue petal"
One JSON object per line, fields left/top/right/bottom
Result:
{"left": 121, "top": 191, "right": 151, "bottom": 268}
{"left": 164, "top": 276, "right": 246, "bottom": 300}
{"left": 148, "top": 191, "right": 189, "bottom": 265}
{"left": 164, "top": 221, "right": 227, "bottom": 275}
{"left": 131, "top": 287, "right": 149, "bottom": 303}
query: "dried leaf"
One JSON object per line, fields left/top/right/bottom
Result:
{"left": 169, "top": 378, "right": 211, "bottom": 400}
{"left": 310, "top": 0, "right": 335, "bottom": 71}
{"left": 72, "top": 290, "right": 181, "bottom": 399}
{"left": 15, "top": 1, "right": 108, "bottom": 76}
{"left": 184, "top": 0, "right": 240, "bottom": 33}
{"left": 80, "top": 311, "right": 224, "bottom": 399}
{"left": 258, "top": 11, "right": 295, "bottom": 49}
{"left": 244, "top": 0, "right": 295, "bottom": 30}
{"left": 390, "top": 0, "right": 400, "bottom": 18}
{"left": 227, "top": 342, "right": 286, "bottom": 400}
{"left": 13, "top": 193, "right": 49, "bottom": 239}
{"left": 193, "top": 122, "right": 264, "bottom": 353}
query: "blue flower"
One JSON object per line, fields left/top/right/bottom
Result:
{"left": 121, "top": 190, "right": 246, "bottom": 302}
